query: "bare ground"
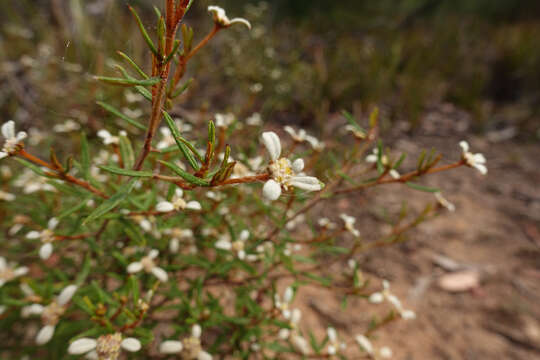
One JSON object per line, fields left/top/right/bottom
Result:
{"left": 294, "top": 105, "right": 540, "bottom": 359}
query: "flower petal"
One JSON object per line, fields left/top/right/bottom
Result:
{"left": 215, "top": 239, "right": 232, "bottom": 250}
{"left": 156, "top": 201, "right": 175, "bottom": 212}
{"left": 198, "top": 350, "right": 213, "bottom": 360}
{"left": 159, "top": 340, "right": 183, "bottom": 354}
{"left": 39, "top": 243, "right": 53, "bottom": 260}
{"left": 26, "top": 231, "right": 41, "bottom": 239}
{"left": 262, "top": 179, "right": 281, "bottom": 201}
{"left": 459, "top": 140, "right": 469, "bottom": 152}
{"left": 127, "top": 261, "right": 143, "bottom": 274}
{"left": 290, "top": 176, "right": 322, "bottom": 192}
{"left": 1, "top": 121, "right": 15, "bottom": 139}
{"left": 186, "top": 201, "right": 202, "bottom": 211}
{"left": 121, "top": 337, "right": 142, "bottom": 352}
{"left": 57, "top": 284, "right": 78, "bottom": 306}
{"left": 151, "top": 267, "right": 169, "bottom": 282}
{"left": 36, "top": 324, "right": 55, "bottom": 345}
{"left": 291, "top": 158, "right": 304, "bottom": 173}
{"left": 230, "top": 17, "right": 251, "bottom": 29}
{"left": 261, "top": 132, "right": 281, "bottom": 161}
{"left": 68, "top": 338, "right": 97, "bottom": 354}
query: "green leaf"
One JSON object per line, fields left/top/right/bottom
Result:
{"left": 96, "top": 101, "right": 146, "bottom": 130}
{"left": 159, "top": 160, "right": 210, "bottom": 187}
{"left": 57, "top": 196, "right": 92, "bottom": 220}
{"left": 162, "top": 110, "right": 201, "bottom": 170}
{"left": 341, "top": 109, "right": 364, "bottom": 134}
{"left": 14, "top": 158, "right": 47, "bottom": 176}
{"left": 99, "top": 165, "right": 152, "bottom": 178}
{"left": 171, "top": 78, "right": 193, "bottom": 98}
{"left": 405, "top": 182, "right": 440, "bottom": 193}
{"left": 164, "top": 39, "right": 181, "bottom": 64}
{"left": 134, "top": 86, "right": 152, "bottom": 101}
{"left": 376, "top": 140, "right": 384, "bottom": 174}
{"left": 83, "top": 179, "right": 138, "bottom": 224}
{"left": 208, "top": 120, "right": 216, "bottom": 146}
{"left": 118, "top": 135, "right": 135, "bottom": 169}
{"left": 95, "top": 76, "right": 160, "bottom": 87}
{"left": 129, "top": 6, "right": 159, "bottom": 56}
{"left": 116, "top": 51, "right": 149, "bottom": 79}
{"left": 75, "top": 256, "right": 92, "bottom": 286}
{"left": 80, "top": 132, "right": 90, "bottom": 180}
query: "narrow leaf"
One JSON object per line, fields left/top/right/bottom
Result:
{"left": 99, "top": 165, "right": 153, "bottom": 178}
{"left": 96, "top": 101, "right": 146, "bottom": 131}
{"left": 162, "top": 110, "right": 201, "bottom": 170}
{"left": 129, "top": 6, "right": 159, "bottom": 56}
{"left": 83, "top": 179, "right": 138, "bottom": 224}
{"left": 94, "top": 76, "right": 160, "bottom": 87}
{"left": 405, "top": 182, "right": 440, "bottom": 193}
{"left": 159, "top": 160, "right": 210, "bottom": 187}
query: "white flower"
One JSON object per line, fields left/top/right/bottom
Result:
{"left": 214, "top": 113, "right": 235, "bottom": 128}
{"left": 122, "top": 107, "right": 143, "bottom": 119}
{"left": 0, "top": 256, "right": 28, "bottom": 287}
{"left": 389, "top": 169, "right": 400, "bottom": 179}
{"left": 366, "top": 148, "right": 388, "bottom": 165}
{"left": 52, "top": 119, "right": 80, "bottom": 133}
{"left": 156, "top": 188, "right": 201, "bottom": 213}
{"left": 283, "top": 126, "right": 325, "bottom": 151}
{"left": 0, "top": 190, "right": 15, "bottom": 201}
{"left": 215, "top": 230, "right": 249, "bottom": 260}
{"left": 208, "top": 6, "right": 251, "bottom": 29}
{"left": 275, "top": 286, "right": 294, "bottom": 319}
{"left": 318, "top": 217, "right": 337, "bottom": 230}
{"left": 159, "top": 324, "right": 212, "bottom": 359}
{"left": 97, "top": 129, "right": 126, "bottom": 145}
{"left": 26, "top": 218, "right": 59, "bottom": 260}
{"left": 261, "top": 131, "right": 323, "bottom": 201}
{"left": 68, "top": 333, "right": 141, "bottom": 359}
{"left": 1, "top": 120, "right": 27, "bottom": 159}
{"left": 14, "top": 168, "right": 57, "bottom": 194}
{"left": 355, "top": 334, "right": 373, "bottom": 354}
{"left": 291, "top": 334, "right": 310, "bottom": 355}
{"left": 326, "top": 327, "right": 346, "bottom": 355}
{"left": 369, "top": 280, "right": 416, "bottom": 320}
{"left": 164, "top": 228, "right": 195, "bottom": 254}
{"left": 380, "top": 346, "right": 393, "bottom": 358}
{"left": 246, "top": 112, "right": 262, "bottom": 126}
{"left": 127, "top": 249, "right": 168, "bottom": 282}
{"left": 434, "top": 192, "right": 455, "bottom": 212}
{"left": 24, "top": 284, "right": 77, "bottom": 345}
{"left": 459, "top": 141, "right": 487, "bottom": 175}
{"left": 340, "top": 214, "right": 360, "bottom": 237}
{"left": 125, "top": 91, "right": 144, "bottom": 103}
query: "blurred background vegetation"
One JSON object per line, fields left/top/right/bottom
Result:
{"left": 0, "top": 0, "right": 539, "bottom": 140}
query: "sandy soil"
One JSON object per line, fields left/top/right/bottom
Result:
{"left": 293, "top": 105, "right": 540, "bottom": 359}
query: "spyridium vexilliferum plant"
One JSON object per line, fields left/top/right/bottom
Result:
{"left": 0, "top": 1, "right": 488, "bottom": 359}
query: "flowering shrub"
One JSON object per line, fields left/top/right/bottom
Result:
{"left": 0, "top": 1, "right": 486, "bottom": 359}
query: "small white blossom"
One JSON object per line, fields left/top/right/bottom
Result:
{"left": 127, "top": 249, "right": 168, "bottom": 282}
{"left": 164, "top": 228, "right": 195, "bottom": 254}
{"left": 340, "top": 214, "right": 360, "bottom": 237}
{"left": 26, "top": 218, "right": 59, "bottom": 260}
{"left": 246, "top": 112, "right": 262, "bottom": 126}
{"left": 208, "top": 6, "right": 251, "bottom": 29}
{"left": 459, "top": 141, "right": 487, "bottom": 175}
{"left": 366, "top": 148, "right": 388, "bottom": 165}
{"left": 125, "top": 91, "right": 144, "bottom": 103}
{"left": 68, "top": 333, "right": 141, "bottom": 359}
{"left": 14, "top": 169, "right": 57, "bottom": 194}
{"left": 53, "top": 119, "right": 80, "bottom": 133}
{"left": 344, "top": 125, "right": 366, "bottom": 139}
{"left": 369, "top": 280, "right": 416, "bottom": 320}
{"left": 23, "top": 284, "right": 77, "bottom": 345}
{"left": 283, "top": 126, "right": 325, "bottom": 151}
{"left": 435, "top": 192, "right": 455, "bottom": 212}
{"left": 355, "top": 335, "right": 373, "bottom": 354}
{"left": 1, "top": 120, "right": 27, "bottom": 159}
{"left": 159, "top": 324, "right": 212, "bottom": 359}
{"left": 122, "top": 107, "right": 142, "bottom": 119}
{"left": 318, "top": 217, "right": 337, "bottom": 230}
{"left": 380, "top": 346, "right": 393, "bottom": 358}
{"left": 156, "top": 188, "right": 201, "bottom": 213}
{"left": 261, "top": 131, "right": 323, "bottom": 201}
{"left": 215, "top": 230, "right": 250, "bottom": 260}
{"left": 97, "top": 129, "right": 127, "bottom": 145}
{"left": 326, "top": 327, "right": 346, "bottom": 355}
{"left": 214, "top": 113, "right": 235, "bottom": 128}
{"left": 0, "top": 190, "right": 15, "bottom": 201}
{"left": 0, "top": 256, "right": 28, "bottom": 287}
